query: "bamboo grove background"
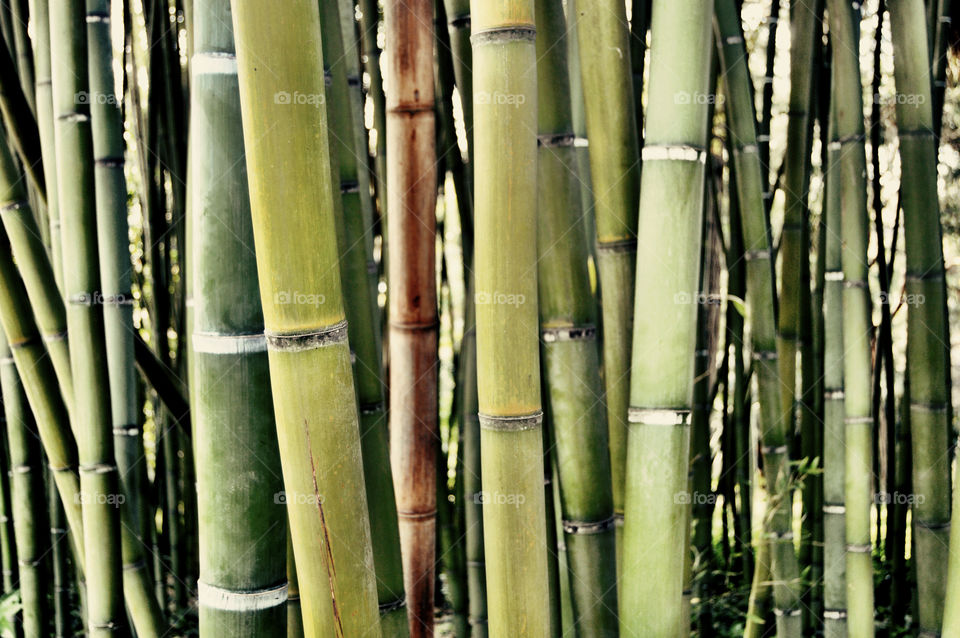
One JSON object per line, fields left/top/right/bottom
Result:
{"left": 0, "top": 0, "right": 958, "bottom": 636}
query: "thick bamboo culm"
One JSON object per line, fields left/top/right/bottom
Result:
{"left": 620, "top": 3, "right": 712, "bottom": 635}
{"left": 889, "top": 1, "right": 954, "bottom": 635}
{"left": 827, "top": 2, "right": 875, "bottom": 636}
{"left": 49, "top": 0, "right": 126, "bottom": 632}
{"left": 189, "top": 0, "right": 287, "bottom": 635}
{"left": 471, "top": 0, "right": 548, "bottom": 634}
{"left": 384, "top": 0, "right": 439, "bottom": 634}
{"left": 230, "top": 1, "right": 381, "bottom": 635}
{"left": 572, "top": 0, "right": 641, "bottom": 575}
{"left": 534, "top": 0, "right": 618, "bottom": 635}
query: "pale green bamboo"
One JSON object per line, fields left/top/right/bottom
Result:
{"left": 0, "top": 330, "right": 49, "bottom": 637}
{"left": 231, "top": 2, "right": 382, "bottom": 634}
{"left": 471, "top": 0, "right": 547, "bottom": 634}
{"left": 535, "top": 0, "right": 618, "bottom": 634}
{"left": 887, "top": 2, "right": 954, "bottom": 636}
{"left": 190, "top": 0, "right": 287, "bottom": 634}
{"left": 826, "top": 3, "right": 874, "bottom": 636}
{"left": 49, "top": 0, "right": 125, "bottom": 632}
{"left": 621, "top": 3, "right": 712, "bottom": 635}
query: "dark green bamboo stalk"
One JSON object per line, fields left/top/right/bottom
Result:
{"left": 27, "top": 0, "right": 63, "bottom": 287}
{"left": 189, "top": 1, "right": 287, "bottom": 634}
{"left": 318, "top": 0, "right": 407, "bottom": 632}
{"left": 826, "top": 3, "right": 874, "bottom": 636}
{"left": 49, "top": 0, "right": 125, "bottom": 633}
{"left": 0, "top": 37, "right": 45, "bottom": 200}
{"left": 49, "top": 477, "right": 70, "bottom": 638}
{"left": 621, "top": 3, "right": 712, "bottom": 635}
{"left": 0, "top": 425, "right": 14, "bottom": 600}
{"left": 887, "top": 2, "right": 954, "bottom": 636}
{"left": 231, "top": 2, "right": 382, "bottom": 634}
{"left": 714, "top": 1, "right": 804, "bottom": 634}
{"left": 358, "top": 0, "right": 387, "bottom": 218}
{"left": 471, "top": 1, "right": 547, "bottom": 634}
{"left": 573, "top": 0, "right": 641, "bottom": 571}
{"left": 0, "top": 331, "right": 49, "bottom": 637}
{"left": 9, "top": 0, "right": 34, "bottom": 115}
{"left": 629, "top": 0, "right": 649, "bottom": 144}
{"left": 441, "top": 0, "right": 472, "bottom": 156}
{"left": 535, "top": 0, "right": 618, "bottom": 634}
{"left": 0, "top": 126, "right": 72, "bottom": 410}
{"left": 821, "top": 100, "right": 847, "bottom": 638}
{"left": 287, "top": 531, "right": 304, "bottom": 638}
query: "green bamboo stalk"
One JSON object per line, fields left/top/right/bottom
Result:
{"left": 714, "top": 1, "right": 804, "bottom": 634}
{"left": 0, "top": 37, "right": 46, "bottom": 200}
{"left": 471, "top": 1, "right": 547, "bottom": 634}
{"left": 534, "top": 0, "right": 618, "bottom": 634}
{"left": 440, "top": 0, "right": 472, "bottom": 158}
{"left": 358, "top": 0, "right": 387, "bottom": 218}
{"left": 49, "top": 477, "right": 71, "bottom": 638}
{"left": 49, "top": 0, "right": 126, "bottom": 633}
{"left": 231, "top": 2, "right": 382, "bottom": 635}
{"left": 620, "top": 3, "right": 712, "bottom": 634}
{"left": 572, "top": 0, "right": 641, "bottom": 573}
{"left": 826, "top": 3, "right": 874, "bottom": 636}
{"left": 9, "top": 0, "right": 34, "bottom": 114}
{"left": 0, "top": 126, "right": 73, "bottom": 411}
{"left": 821, "top": 99, "right": 847, "bottom": 638}
{"left": 318, "top": 0, "right": 407, "bottom": 632}
{"left": 27, "top": 0, "right": 63, "bottom": 289}
{"left": 629, "top": 0, "right": 649, "bottom": 145}
{"left": 189, "top": 1, "right": 288, "bottom": 634}
{"left": 287, "top": 531, "right": 304, "bottom": 638}
{"left": 384, "top": 0, "right": 439, "bottom": 633}
{"left": 886, "top": 2, "right": 954, "bottom": 636}
{"left": 0, "top": 425, "right": 14, "bottom": 599}
{"left": 0, "top": 331, "right": 49, "bottom": 637}
{"left": 0, "top": 229, "right": 84, "bottom": 568}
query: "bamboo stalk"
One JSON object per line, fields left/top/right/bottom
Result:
{"left": 887, "top": 2, "right": 954, "bottom": 636}
{"left": 231, "top": 2, "right": 382, "bottom": 634}
{"left": 534, "top": 0, "right": 618, "bottom": 634}
{"left": 826, "top": 3, "right": 875, "bottom": 636}
{"left": 572, "top": 0, "right": 641, "bottom": 574}
{"left": 0, "top": 331, "right": 49, "bottom": 637}
{"left": 384, "top": 0, "right": 439, "bottom": 633}
{"left": 49, "top": 0, "right": 126, "bottom": 632}
{"left": 189, "top": 1, "right": 287, "bottom": 634}
{"left": 714, "top": 1, "right": 804, "bottom": 634}
{"left": 0, "top": 37, "right": 46, "bottom": 200}
{"left": 358, "top": 0, "right": 387, "bottom": 219}
{"left": 471, "top": 0, "right": 548, "bottom": 634}
{"left": 620, "top": 3, "right": 712, "bottom": 634}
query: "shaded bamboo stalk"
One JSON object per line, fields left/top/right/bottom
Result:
{"left": 0, "top": 331, "right": 49, "bottom": 637}
{"left": 384, "top": 0, "right": 439, "bottom": 633}
{"left": 572, "top": 0, "right": 641, "bottom": 576}
{"left": 358, "top": 0, "right": 387, "bottom": 219}
{"left": 826, "top": 2, "right": 875, "bottom": 636}
{"left": 620, "top": 3, "right": 712, "bottom": 634}
{"left": 190, "top": 0, "right": 287, "bottom": 634}
{"left": 231, "top": 1, "right": 382, "bottom": 634}
{"left": 534, "top": 0, "right": 618, "bottom": 634}
{"left": 471, "top": 0, "right": 548, "bottom": 634}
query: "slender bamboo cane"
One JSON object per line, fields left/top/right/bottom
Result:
{"left": 471, "top": 0, "right": 547, "bottom": 634}
{"left": 629, "top": 0, "right": 649, "bottom": 146}
{"left": 231, "top": 2, "right": 382, "bottom": 635}
{"left": 821, "top": 100, "right": 847, "bottom": 638}
{"left": 0, "top": 230, "right": 84, "bottom": 565}
{"left": 49, "top": 0, "right": 127, "bottom": 633}
{"left": 0, "top": 38, "right": 45, "bottom": 201}
{"left": 535, "top": 0, "right": 618, "bottom": 634}
{"left": 49, "top": 477, "right": 71, "bottom": 638}
{"left": 358, "top": 0, "right": 387, "bottom": 218}
{"left": 287, "top": 531, "right": 304, "bottom": 638}
{"left": 384, "top": 0, "right": 439, "bottom": 633}
{"left": 715, "top": 1, "right": 804, "bottom": 634}
{"left": 759, "top": 1, "right": 779, "bottom": 193}
{"left": 573, "top": 0, "right": 640, "bottom": 574}
{"left": 318, "top": 1, "right": 407, "bottom": 632}
{"left": 189, "top": 1, "right": 287, "bottom": 634}
{"left": 885, "top": 2, "right": 954, "bottom": 636}
{"left": 9, "top": 0, "right": 34, "bottom": 114}
{"left": 0, "top": 426, "right": 14, "bottom": 599}
{"left": 620, "top": 3, "right": 712, "bottom": 635}
{"left": 440, "top": 0, "right": 472, "bottom": 158}
{"left": 27, "top": 0, "right": 63, "bottom": 287}
{"left": 0, "top": 126, "right": 73, "bottom": 410}
{"left": 0, "top": 331, "right": 49, "bottom": 637}
{"left": 826, "top": 3, "right": 874, "bottom": 636}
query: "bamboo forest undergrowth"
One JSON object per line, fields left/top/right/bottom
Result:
{"left": 3, "top": 0, "right": 960, "bottom": 636}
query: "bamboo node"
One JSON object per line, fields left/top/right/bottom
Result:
{"left": 470, "top": 26, "right": 535, "bottom": 45}
{"left": 477, "top": 411, "right": 543, "bottom": 432}
{"left": 843, "top": 416, "right": 873, "bottom": 425}
{"left": 112, "top": 425, "right": 140, "bottom": 437}
{"left": 122, "top": 559, "right": 148, "bottom": 572}
{"left": 85, "top": 11, "right": 110, "bottom": 23}
{"left": 95, "top": 157, "right": 125, "bottom": 168}
{"left": 823, "top": 609, "right": 848, "bottom": 620}
{"left": 842, "top": 279, "right": 868, "bottom": 289}
{"left": 627, "top": 408, "right": 691, "bottom": 426}
{"left": 192, "top": 332, "right": 268, "bottom": 355}
{"left": 562, "top": 516, "right": 615, "bottom": 535}
{"left": 824, "top": 270, "right": 844, "bottom": 281}
{"left": 744, "top": 248, "right": 771, "bottom": 262}
{"left": 42, "top": 330, "right": 68, "bottom": 343}
{"left": 359, "top": 401, "right": 385, "bottom": 415}
{"left": 0, "top": 199, "right": 28, "bottom": 213}
{"left": 197, "top": 581, "right": 289, "bottom": 611}
{"left": 265, "top": 320, "right": 349, "bottom": 352}
{"left": 824, "top": 388, "right": 844, "bottom": 400}
{"left": 191, "top": 52, "right": 238, "bottom": 76}
{"left": 845, "top": 543, "right": 872, "bottom": 553}
{"left": 760, "top": 444, "right": 788, "bottom": 456}
{"left": 751, "top": 349, "right": 777, "bottom": 361}
{"left": 916, "top": 518, "right": 951, "bottom": 531}
{"left": 340, "top": 180, "right": 360, "bottom": 194}
{"left": 822, "top": 503, "right": 846, "bottom": 515}
{"left": 541, "top": 325, "right": 596, "bottom": 343}
{"left": 57, "top": 112, "right": 90, "bottom": 123}
{"left": 379, "top": 597, "right": 406, "bottom": 613}
{"left": 537, "top": 134, "right": 575, "bottom": 148}
{"left": 642, "top": 144, "right": 707, "bottom": 164}
{"left": 448, "top": 13, "right": 471, "bottom": 29}
{"left": 910, "top": 401, "right": 949, "bottom": 414}
{"left": 79, "top": 463, "right": 117, "bottom": 474}
{"left": 773, "top": 607, "right": 801, "bottom": 617}
{"left": 11, "top": 464, "right": 31, "bottom": 474}
{"left": 596, "top": 238, "right": 637, "bottom": 254}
